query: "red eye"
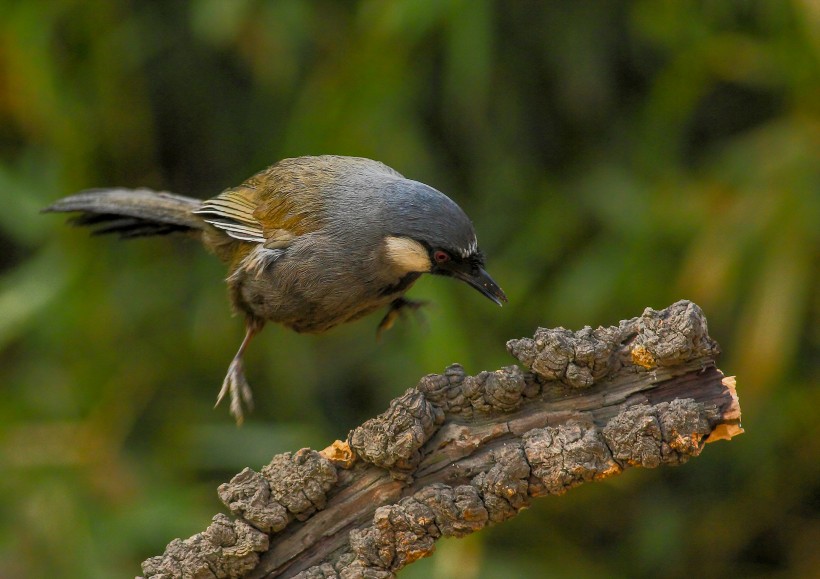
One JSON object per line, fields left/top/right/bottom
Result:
{"left": 434, "top": 250, "right": 450, "bottom": 263}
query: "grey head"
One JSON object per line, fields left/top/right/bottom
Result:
{"left": 380, "top": 179, "right": 508, "bottom": 306}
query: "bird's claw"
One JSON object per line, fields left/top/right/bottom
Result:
{"left": 376, "top": 298, "right": 429, "bottom": 340}
{"left": 215, "top": 357, "right": 255, "bottom": 425}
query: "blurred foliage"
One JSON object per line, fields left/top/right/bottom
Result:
{"left": 0, "top": 0, "right": 818, "bottom": 577}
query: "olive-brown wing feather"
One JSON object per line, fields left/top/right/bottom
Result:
{"left": 194, "top": 187, "right": 266, "bottom": 243}
{"left": 195, "top": 160, "right": 328, "bottom": 244}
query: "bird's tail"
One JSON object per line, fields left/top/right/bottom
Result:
{"left": 43, "top": 188, "right": 204, "bottom": 238}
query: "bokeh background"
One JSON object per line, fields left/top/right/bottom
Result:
{"left": 1, "top": 1, "right": 818, "bottom": 577}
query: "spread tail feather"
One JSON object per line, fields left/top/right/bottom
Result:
{"left": 43, "top": 188, "right": 204, "bottom": 238}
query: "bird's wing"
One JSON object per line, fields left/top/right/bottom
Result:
{"left": 194, "top": 187, "right": 266, "bottom": 243}
{"left": 249, "top": 161, "right": 327, "bottom": 239}
{"left": 194, "top": 162, "right": 327, "bottom": 245}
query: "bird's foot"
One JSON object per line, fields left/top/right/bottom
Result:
{"left": 215, "top": 357, "right": 255, "bottom": 425}
{"left": 377, "top": 297, "right": 429, "bottom": 339}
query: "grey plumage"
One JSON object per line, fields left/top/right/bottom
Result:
{"left": 379, "top": 179, "right": 479, "bottom": 258}
{"left": 44, "top": 188, "right": 203, "bottom": 237}
{"left": 45, "top": 155, "right": 506, "bottom": 423}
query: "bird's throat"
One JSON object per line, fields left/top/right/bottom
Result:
{"left": 379, "top": 272, "right": 421, "bottom": 297}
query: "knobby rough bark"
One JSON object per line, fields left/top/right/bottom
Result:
{"left": 140, "top": 300, "right": 743, "bottom": 579}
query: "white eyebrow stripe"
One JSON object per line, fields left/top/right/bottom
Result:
{"left": 459, "top": 237, "right": 478, "bottom": 258}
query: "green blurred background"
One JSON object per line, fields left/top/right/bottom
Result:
{"left": 1, "top": 1, "right": 818, "bottom": 577}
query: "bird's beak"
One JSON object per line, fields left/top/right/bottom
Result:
{"left": 454, "top": 267, "right": 508, "bottom": 306}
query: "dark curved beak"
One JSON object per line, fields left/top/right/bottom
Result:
{"left": 454, "top": 267, "right": 508, "bottom": 306}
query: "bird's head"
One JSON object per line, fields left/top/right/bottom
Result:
{"left": 381, "top": 179, "right": 508, "bottom": 306}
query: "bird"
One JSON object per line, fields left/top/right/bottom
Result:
{"left": 44, "top": 155, "right": 508, "bottom": 423}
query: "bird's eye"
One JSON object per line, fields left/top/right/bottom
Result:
{"left": 434, "top": 250, "right": 450, "bottom": 263}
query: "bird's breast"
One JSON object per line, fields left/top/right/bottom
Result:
{"left": 230, "top": 247, "right": 419, "bottom": 334}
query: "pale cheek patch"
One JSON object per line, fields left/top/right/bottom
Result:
{"left": 384, "top": 236, "right": 432, "bottom": 273}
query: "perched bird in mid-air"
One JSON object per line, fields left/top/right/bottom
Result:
{"left": 45, "top": 155, "right": 507, "bottom": 423}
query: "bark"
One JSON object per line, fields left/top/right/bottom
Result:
{"left": 140, "top": 300, "right": 743, "bottom": 579}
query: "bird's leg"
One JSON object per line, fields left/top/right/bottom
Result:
{"left": 215, "top": 319, "right": 263, "bottom": 425}
{"left": 376, "top": 297, "right": 428, "bottom": 340}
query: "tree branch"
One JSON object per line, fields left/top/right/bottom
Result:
{"left": 140, "top": 300, "right": 742, "bottom": 579}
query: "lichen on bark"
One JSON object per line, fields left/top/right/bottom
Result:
{"left": 140, "top": 301, "right": 741, "bottom": 579}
